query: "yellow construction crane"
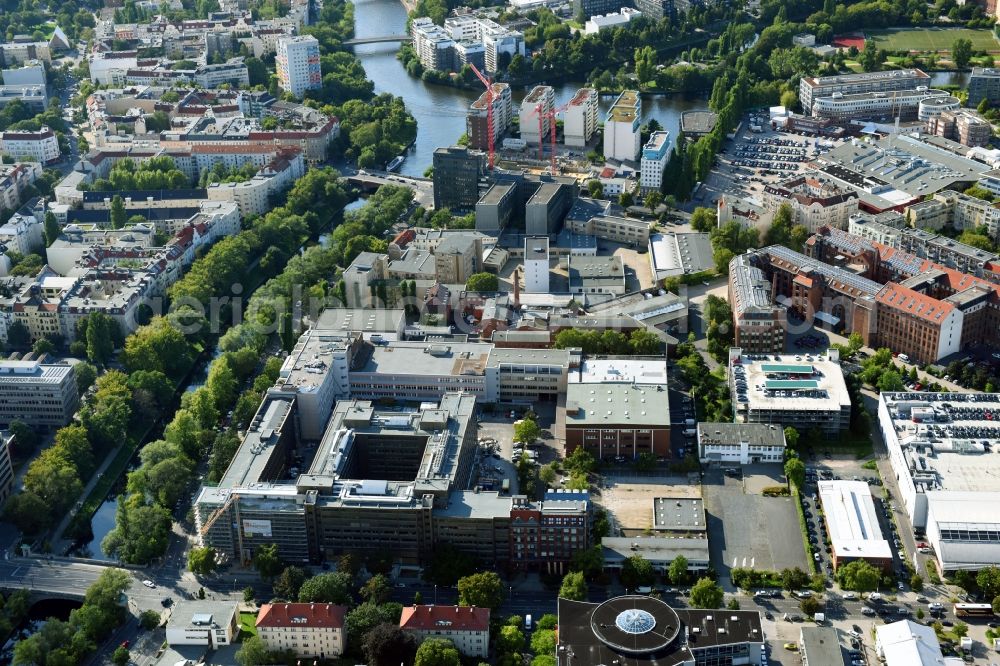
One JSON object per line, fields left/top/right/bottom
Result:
{"left": 198, "top": 492, "right": 247, "bottom": 563}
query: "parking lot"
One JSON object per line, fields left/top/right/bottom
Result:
{"left": 598, "top": 473, "right": 700, "bottom": 535}
{"left": 693, "top": 116, "right": 844, "bottom": 211}
{"left": 703, "top": 466, "right": 809, "bottom": 580}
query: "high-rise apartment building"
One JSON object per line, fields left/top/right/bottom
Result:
{"left": 968, "top": 67, "right": 1000, "bottom": 108}
{"left": 276, "top": 35, "right": 321, "bottom": 98}
{"left": 519, "top": 85, "right": 555, "bottom": 146}
{"left": 603, "top": 90, "right": 641, "bottom": 161}
{"left": 563, "top": 87, "right": 598, "bottom": 148}
{"left": 466, "top": 83, "right": 511, "bottom": 151}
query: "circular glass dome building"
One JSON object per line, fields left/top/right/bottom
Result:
{"left": 590, "top": 595, "right": 681, "bottom": 655}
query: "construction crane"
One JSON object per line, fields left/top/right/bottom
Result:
{"left": 198, "top": 491, "right": 246, "bottom": 563}
{"left": 531, "top": 101, "right": 570, "bottom": 174}
{"left": 469, "top": 63, "right": 496, "bottom": 170}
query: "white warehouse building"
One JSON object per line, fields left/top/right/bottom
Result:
{"left": 877, "top": 392, "right": 1000, "bottom": 572}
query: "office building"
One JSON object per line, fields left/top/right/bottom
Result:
{"left": 557, "top": 596, "right": 764, "bottom": 666}
{"left": 0, "top": 127, "right": 60, "bottom": 164}
{"left": 878, "top": 392, "right": 1000, "bottom": 572}
{"left": 967, "top": 67, "right": 1000, "bottom": 108}
{"left": 563, "top": 87, "right": 598, "bottom": 148}
{"left": 399, "top": 606, "right": 490, "bottom": 658}
{"left": 276, "top": 35, "right": 321, "bottom": 98}
{"left": 639, "top": 130, "right": 671, "bottom": 193}
{"left": 728, "top": 253, "right": 785, "bottom": 353}
{"left": 680, "top": 111, "right": 718, "bottom": 139}
{"left": 0, "top": 360, "right": 79, "bottom": 428}
{"left": 523, "top": 237, "right": 550, "bottom": 293}
{"left": 509, "top": 491, "right": 592, "bottom": 573}
{"left": 872, "top": 282, "right": 963, "bottom": 365}
{"left": 925, "top": 108, "right": 992, "bottom": 147}
{"left": 729, "top": 348, "right": 851, "bottom": 435}
{"left": 799, "top": 69, "right": 930, "bottom": 115}
{"left": 256, "top": 603, "right": 347, "bottom": 659}
{"left": 434, "top": 233, "right": 483, "bottom": 284}
{"left": 818, "top": 480, "right": 892, "bottom": 571}
{"left": 567, "top": 254, "right": 626, "bottom": 295}
{"left": 475, "top": 183, "right": 516, "bottom": 233}
{"left": 601, "top": 537, "right": 710, "bottom": 577}
{"left": 917, "top": 95, "right": 963, "bottom": 122}
{"left": 567, "top": 213, "right": 651, "bottom": 247}
{"left": 520, "top": 85, "right": 555, "bottom": 146}
{"left": 875, "top": 620, "right": 948, "bottom": 666}
{"left": 810, "top": 88, "right": 950, "bottom": 122}
{"left": 165, "top": 601, "right": 238, "bottom": 648}
{"left": 467, "top": 83, "right": 512, "bottom": 151}
{"left": 584, "top": 8, "right": 642, "bottom": 34}
{"left": 525, "top": 181, "right": 572, "bottom": 235}
{"left": 573, "top": 0, "right": 627, "bottom": 18}
{"left": 633, "top": 0, "right": 684, "bottom": 21}
{"left": 762, "top": 172, "right": 859, "bottom": 232}
{"left": 603, "top": 90, "right": 641, "bottom": 161}
{"left": 696, "top": 422, "right": 786, "bottom": 465}
{"left": 433, "top": 146, "right": 484, "bottom": 212}
{"left": 799, "top": 626, "right": 844, "bottom": 666}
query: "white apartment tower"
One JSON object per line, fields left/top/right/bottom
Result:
{"left": 640, "top": 130, "right": 672, "bottom": 192}
{"left": 603, "top": 90, "right": 642, "bottom": 161}
{"left": 276, "top": 35, "right": 321, "bottom": 98}
{"left": 520, "top": 85, "right": 555, "bottom": 146}
{"left": 563, "top": 87, "right": 598, "bottom": 148}
{"left": 524, "top": 237, "right": 550, "bottom": 294}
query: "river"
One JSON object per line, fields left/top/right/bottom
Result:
{"left": 351, "top": 0, "right": 708, "bottom": 178}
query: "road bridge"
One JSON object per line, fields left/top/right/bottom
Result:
{"left": 348, "top": 170, "right": 435, "bottom": 208}
{"left": 343, "top": 35, "right": 411, "bottom": 45}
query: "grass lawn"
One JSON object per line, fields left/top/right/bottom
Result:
{"left": 239, "top": 612, "right": 257, "bottom": 638}
{"left": 867, "top": 27, "right": 999, "bottom": 52}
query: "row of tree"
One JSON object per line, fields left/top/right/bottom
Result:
{"left": 552, "top": 328, "right": 662, "bottom": 356}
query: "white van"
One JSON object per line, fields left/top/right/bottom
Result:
{"left": 525, "top": 614, "right": 532, "bottom": 630}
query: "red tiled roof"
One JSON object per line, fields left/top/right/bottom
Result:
{"left": 399, "top": 605, "right": 490, "bottom": 632}
{"left": 875, "top": 282, "right": 955, "bottom": 322}
{"left": 256, "top": 603, "right": 347, "bottom": 629}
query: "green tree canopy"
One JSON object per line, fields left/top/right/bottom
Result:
{"left": 466, "top": 272, "right": 499, "bottom": 292}
{"left": 690, "top": 577, "right": 724, "bottom": 609}
{"left": 457, "top": 571, "right": 504, "bottom": 610}
{"left": 559, "top": 571, "right": 588, "bottom": 601}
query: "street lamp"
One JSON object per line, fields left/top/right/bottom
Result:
{"left": 434, "top": 584, "right": 437, "bottom": 604}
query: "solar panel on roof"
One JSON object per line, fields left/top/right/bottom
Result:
{"left": 761, "top": 364, "right": 813, "bottom": 374}
{"left": 765, "top": 380, "right": 819, "bottom": 389}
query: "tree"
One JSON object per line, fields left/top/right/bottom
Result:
{"left": 690, "top": 577, "right": 724, "bottom": 609}
{"left": 836, "top": 560, "right": 881, "bottom": 592}
{"left": 84, "top": 313, "right": 116, "bottom": 367}
{"left": 618, "top": 191, "right": 634, "bottom": 208}
{"left": 139, "top": 609, "right": 161, "bottom": 630}
{"left": 112, "top": 646, "right": 130, "bottom": 666}
{"left": 415, "top": 637, "right": 462, "bottom": 666}
{"left": 953, "top": 621, "right": 968, "bottom": 638}
{"left": 784, "top": 458, "right": 805, "bottom": 490}
{"left": 977, "top": 566, "right": 1000, "bottom": 599}
{"left": 188, "top": 546, "right": 217, "bottom": 575}
{"left": 784, "top": 426, "right": 800, "bottom": 451}
{"left": 620, "top": 555, "right": 655, "bottom": 590}
{"left": 531, "top": 629, "right": 557, "bottom": 655}
{"left": 253, "top": 543, "right": 284, "bottom": 579}
{"left": 44, "top": 212, "right": 60, "bottom": 247}
{"left": 858, "top": 41, "right": 883, "bottom": 72}
{"left": 952, "top": 38, "right": 973, "bottom": 69}
{"left": 781, "top": 567, "right": 809, "bottom": 591}
{"left": 273, "top": 566, "right": 309, "bottom": 600}
{"left": 496, "top": 624, "right": 526, "bottom": 653}
{"left": 513, "top": 418, "right": 541, "bottom": 445}
{"left": 361, "top": 623, "right": 418, "bottom": 666}
{"left": 457, "top": 571, "right": 503, "bottom": 610}
{"left": 645, "top": 191, "right": 663, "bottom": 211}
{"left": 110, "top": 194, "right": 126, "bottom": 230}
{"left": 690, "top": 207, "right": 716, "bottom": 232}
{"left": 235, "top": 635, "right": 271, "bottom": 666}
{"left": 780, "top": 89, "right": 798, "bottom": 111}
{"left": 630, "top": 328, "right": 661, "bottom": 355}
{"left": 587, "top": 179, "right": 603, "bottom": 199}
{"left": 877, "top": 370, "right": 905, "bottom": 393}
{"left": 298, "top": 571, "right": 353, "bottom": 604}
{"left": 992, "top": 595, "right": 1000, "bottom": 615}
{"left": 559, "top": 571, "right": 588, "bottom": 601}
{"left": 910, "top": 574, "right": 924, "bottom": 592}
{"left": 466, "top": 272, "right": 499, "bottom": 292}
{"left": 361, "top": 573, "right": 391, "bottom": 604}
{"left": 800, "top": 596, "right": 820, "bottom": 616}
{"left": 570, "top": 545, "right": 604, "bottom": 579}
{"left": 669, "top": 555, "right": 689, "bottom": 585}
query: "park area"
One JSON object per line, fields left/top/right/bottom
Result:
{"left": 866, "top": 27, "right": 999, "bottom": 52}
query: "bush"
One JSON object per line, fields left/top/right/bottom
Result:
{"left": 762, "top": 486, "right": 790, "bottom": 497}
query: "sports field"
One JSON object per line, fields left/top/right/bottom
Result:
{"left": 867, "top": 27, "right": 999, "bottom": 52}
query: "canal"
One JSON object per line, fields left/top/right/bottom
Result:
{"left": 351, "top": 0, "right": 708, "bottom": 178}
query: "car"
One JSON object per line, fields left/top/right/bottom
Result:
{"left": 861, "top": 607, "right": 876, "bottom": 616}
{"left": 916, "top": 596, "right": 928, "bottom": 603}
{"left": 784, "top": 642, "right": 799, "bottom": 651}
{"left": 161, "top": 597, "right": 172, "bottom": 607}
{"left": 120, "top": 640, "right": 130, "bottom": 649}
{"left": 918, "top": 547, "right": 932, "bottom": 554}
{"left": 942, "top": 620, "right": 954, "bottom": 627}
{"left": 142, "top": 580, "right": 156, "bottom": 588}
{"left": 702, "top": 281, "right": 711, "bottom": 287}
{"left": 843, "top": 592, "right": 858, "bottom": 600}
{"left": 850, "top": 629, "right": 863, "bottom": 639}
{"left": 897, "top": 582, "right": 905, "bottom": 591}
{"left": 794, "top": 591, "right": 812, "bottom": 599}
{"left": 764, "top": 611, "right": 774, "bottom": 620}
